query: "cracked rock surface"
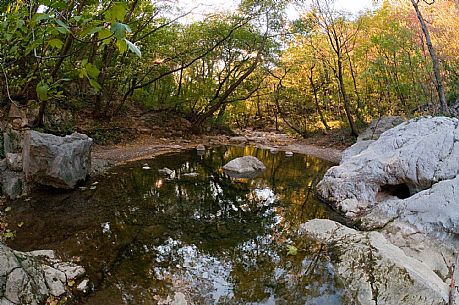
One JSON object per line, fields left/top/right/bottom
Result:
{"left": 300, "top": 219, "right": 452, "bottom": 305}
{"left": 313, "top": 116, "right": 459, "bottom": 304}
{"left": 0, "top": 242, "right": 85, "bottom": 305}
{"left": 317, "top": 116, "right": 459, "bottom": 219}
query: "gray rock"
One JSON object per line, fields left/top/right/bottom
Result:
{"left": 196, "top": 144, "right": 205, "bottom": 152}
{"left": 318, "top": 117, "right": 459, "bottom": 218}
{"left": 1, "top": 171, "right": 24, "bottom": 200}
{"left": 3, "top": 130, "right": 23, "bottom": 155}
{"left": 23, "top": 131, "right": 92, "bottom": 189}
{"left": 76, "top": 279, "right": 89, "bottom": 292}
{"left": 357, "top": 116, "right": 405, "bottom": 142}
{"left": 5, "top": 153, "right": 22, "bottom": 172}
{"left": 42, "top": 266, "right": 66, "bottom": 296}
{"left": 159, "top": 167, "right": 175, "bottom": 179}
{"left": 362, "top": 175, "right": 459, "bottom": 236}
{"left": 54, "top": 262, "right": 85, "bottom": 280}
{"left": 300, "top": 219, "right": 450, "bottom": 305}
{"left": 0, "top": 242, "right": 85, "bottom": 304}
{"left": 285, "top": 151, "right": 293, "bottom": 157}
{"left": 223, "top": 156, "right": 266, "bottom": 178}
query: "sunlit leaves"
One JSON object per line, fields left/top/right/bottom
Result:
{"left": 105, "top": 2, "right": 127, "bottom": 22}
{"left": 48, "top": 38, "right": 64, "bottom": 49}
{"left": 79, "top": 60, "right": 101, "bottom": 91}
{"left": 36, "top": 81, "right": 49, "bottom": 101}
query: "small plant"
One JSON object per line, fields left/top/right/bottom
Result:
{"left": 2, "top": 229, "right": 16, "bottom": 240}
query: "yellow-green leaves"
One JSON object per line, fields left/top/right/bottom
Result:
{"left": 79, "top": 60, "right": 101, "bottom": 91}
{"left": 36, "top": 81, "right": 50, "bottom": 101}
{"left": 105, "top": 2, "right": 127, "bottom": 22}
{"left": 48, "top": 38, "right": 64, "bottom": 49}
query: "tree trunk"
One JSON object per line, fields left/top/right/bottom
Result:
{"left": 411, "top": 0, "right": 450, "bottom": 115}
{"left": 337, "top": 58, "right": 359, "bottom": 137}
{"left": 308, "top": 66, "right": 330, "bottom": 131}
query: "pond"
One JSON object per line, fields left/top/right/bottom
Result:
{"left": 6, "top": 146, "right": 346, "bottom": 305}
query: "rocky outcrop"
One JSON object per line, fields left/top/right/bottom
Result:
{"left": 318, "top": 117, "right": 459, "bottom": 219}
{"left": 300, "top": 219, "right": 451, "bottom": 305}
{"left": 313, "top": 116, "right": 459, "bottom": 304}
{"left": 223, "top": 156, "right": 266, "bottom": 178}
{"left": 357, "top": 116, "right": 405, "bottom": 142}
{"left": 362, "top": 175, "right": 459, "bottom": 236}
{"left": 22, "top": 131, "right": 92, "bottom": 189}
{"left": 0, "top": 242, "right": 85, "bottom": 305}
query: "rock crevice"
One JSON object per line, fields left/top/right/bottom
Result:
{"left": 312, "top": 116, "right": 459, "bottom": 304}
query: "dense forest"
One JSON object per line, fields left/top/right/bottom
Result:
{"left": 1, "top": 0, "right": 458, "bottom": 138}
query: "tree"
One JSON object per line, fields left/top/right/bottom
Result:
{"left": 410, "top": 0, "right": 450, "bottom": 115}
{"left": 310, "top": 0, "right": 359, "bottom": 136}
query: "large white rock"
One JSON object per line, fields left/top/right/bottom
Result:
{"left": 362, "top": 175, "right": 459, "bottom": 236}
{"left": 22, "top": 131, "right": 92, "bottom": 189}
{"left": 223, "top": 156, "right": 266, "bottom": 178}
{"left": 300, "top": 219, "right": 451, "bottom": 305}
{"left": 318, "top": 117, "right": 459, "bottom": 218}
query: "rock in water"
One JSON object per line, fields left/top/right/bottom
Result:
{"left": 317, "top": 117, "right": 459, "bottom": 219}
{"left": 223, "top": 156, "right": 266, "bottom": 178}
{"left": 196, "top": 144, "right": 205, "bottom": 152}
{"left": 23, "top": 131, "right": 92, "bottom": 189}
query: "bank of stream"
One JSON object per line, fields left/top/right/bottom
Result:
{"left": 6, "top": 146, "right": 347, "bottom": 304}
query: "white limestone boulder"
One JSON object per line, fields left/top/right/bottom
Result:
{"left": 317, "top": 117, "right": 459, "bottom": 218}
{"left": 300, "top": 219, "right": 450, "bottom": 305}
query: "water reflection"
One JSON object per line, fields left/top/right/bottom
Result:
{"left": 6, "top": 146, "right": 343, "bottom": 305}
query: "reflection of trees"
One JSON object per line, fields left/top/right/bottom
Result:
{"left": 7, "top": 146, "right": 342, "bottom": 305}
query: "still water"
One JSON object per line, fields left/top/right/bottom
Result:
{"left": 7, "top": 146, "right": 345, "bottom": 305}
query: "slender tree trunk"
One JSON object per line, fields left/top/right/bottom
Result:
{"left": 347, "top": 52, "right": 364, "bottom": 123}
{"left": 337, "top": 58, "right": 358, "bottom": 137}
{"left": 308, "top": 66, "right": 330, "bottom": 131}
{"left": 411, "top": 0, "right": 450, "bottom": 115}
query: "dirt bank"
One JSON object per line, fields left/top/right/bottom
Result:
{"left": 91, "top": 131, "right": 345, "bottom": 172}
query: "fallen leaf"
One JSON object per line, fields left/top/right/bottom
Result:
{"left": 287, "top": 245, "right": 298, "bottom": 256}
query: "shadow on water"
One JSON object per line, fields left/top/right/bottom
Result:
{"left": 6, "top": 146, "right": 345, "bottom": 305}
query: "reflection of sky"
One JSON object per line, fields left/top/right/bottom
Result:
{"left": 154, "top": 238, "right": 234, "bottom": 302}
